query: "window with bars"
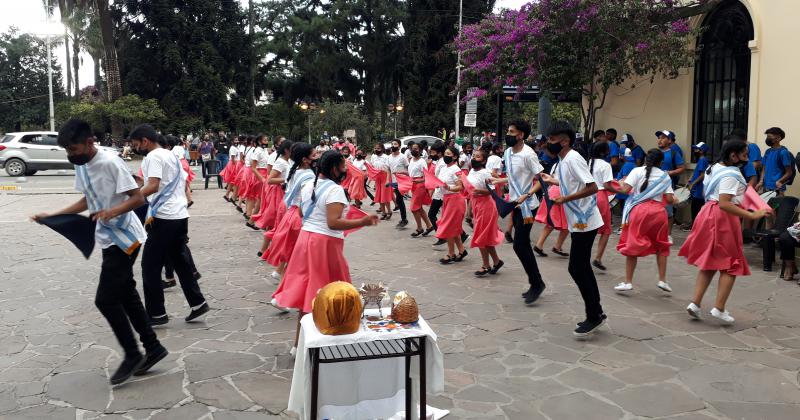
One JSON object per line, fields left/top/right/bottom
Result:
{"left": 692, "top": 1, "right": 754, "bottom": 161}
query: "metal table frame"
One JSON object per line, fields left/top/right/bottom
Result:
{"left": 308, "top": 336, "right": 427, "bottom": 420}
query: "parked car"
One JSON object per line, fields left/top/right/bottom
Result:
{"left": 383, "top": 135, "right": 443, "bottom": 151}
{"left": 0, "top": 131, "right": 119, "bottom": 176}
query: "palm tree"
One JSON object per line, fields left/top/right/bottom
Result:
{"left": 94, "top": 0, "right": 121, "bottom": 101}
{"left": 43, "top": 0, "right": 71, "bottom": 96}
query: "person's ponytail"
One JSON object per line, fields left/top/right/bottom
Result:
{"left": 640, "top": 148, "right": 665, "bottom": 192}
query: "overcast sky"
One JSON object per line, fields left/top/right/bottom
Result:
{"left": 0, "top": 0, "right": 530, "bottom": 92}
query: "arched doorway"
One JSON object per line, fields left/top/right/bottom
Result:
{"left": 691, "top": 0, "right": 754, "bottom": 158}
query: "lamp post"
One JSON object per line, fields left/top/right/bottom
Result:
{"left": 390, "top": 104, "right": 404, "bottom": 139}
{"left": 298, "top": 101, "right": 324, "bottom": 144}
{"left": 35, "top": 9, "right": 63, "bottom": 132}
{"left": 454, "top": 0, "right": 463, "bottom": 141}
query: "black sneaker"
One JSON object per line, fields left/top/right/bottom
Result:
{"left": 524, "top": 284, "right": 546, "bottom": 305}
{"left": 148, "top": 315, "right": 169, "bottom": 326}
{"left": 185, "top": 302, "right": 210, "bottom": 322}
{"left": 162, "top": 278, "right": 177, "bottom": 289}
{"left": 193, "top": 271, "right": 202, "bottom": 281}
{"left": 432, "top": 238, "right": 447, "bottom": 247}
{"left": 505, "top": 232, "right": 513, "bottom": 243}
{"left": 574, "top": 314, "right": 607, "bottom": 337}
{"left": 109, "top": 354, "right": 145, "bottom": 385}
{"left": 134, "top": 345, "right": 169, "bottom": 376}
{"left": 396, "top": 219, "right": 409, "bottom": 228}
{"left": 460, "top": 232, "right": 469, "bottom": 243}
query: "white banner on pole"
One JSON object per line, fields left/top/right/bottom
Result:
{"left": 464, "top": 113, "right": 477, "bottom": 128}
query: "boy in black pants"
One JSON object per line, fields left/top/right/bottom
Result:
{"left": 33, "top": 119, "right": 168, "bottom": 385}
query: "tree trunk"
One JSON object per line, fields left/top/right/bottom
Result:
{"left": 248, "top": 0, "right": 256, "bottom": 115}
{"left": 95, "top": 0, "right": 121, "bottom": 102}
{"left": 72, "top": 37, "right": 80, "bottom": 98}
{"left": 64, "top": 33, "right": 72, "bottom": 96}
{"left": 537, "top": 93, "right": 552, "bottom": 136}
{"left": 93, "top": 55, "right": 102, "bottom": 94}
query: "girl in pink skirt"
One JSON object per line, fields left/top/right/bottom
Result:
{"left": 263, "top": 143, "right": 316, "bottom": 282}
{"left": 436, "top": 145, "right": 468, "bottom": 264}
{"left": 588, "top": 142, "right": 623, "bottom": 271}
{"left": 256, "top": 140, "right": 293, "bottom": 260}
{"left": 679, "top": 140, "right": 769, "bottom": 324}
{"left": 235, "top": 137, "right": 257, "bottom": 213}
{"left": 615, "top": 148, "right": 675, "bottom": 293}
{"left": 534, "top": 161, "right": 570, "bottom": 257}
{"left": 466, "top": 149, "right": 504, "bottom": 276}
{"left": 370, "top": 143, "right": 394, "bottom": 220}
{"left": 272, "top": 150, "right": 378, "bottom": 352}
{"left": 408, "top": 142, "right": 434, "bottom": 237}
{"left": 245, "top": 136, "right": 272, "bottom": 230}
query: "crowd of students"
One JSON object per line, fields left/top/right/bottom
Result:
{"left": 36, "top": 115, "right": 788, "bottom": 386}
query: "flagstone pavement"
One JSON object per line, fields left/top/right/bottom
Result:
{"left": 1, "top": 188, "right": 800, "bottom": 419}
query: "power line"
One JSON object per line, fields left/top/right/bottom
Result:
{"left": 0, "top": 93, "right": 63, "bottom": 105}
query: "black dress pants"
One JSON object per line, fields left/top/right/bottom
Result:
{"left": 96, "top": 246, "right": 160, "bottom": 357}
{"left": 142, "top": 218, "right": 206, "bottom": 317}
{"left": 364, "top": 179, "right": 375, "bottom": 201}
{"left": 512, "top": 208, "right": 545, "bottom": 289}
{"left": 393, "top": 186, "right": 407, "bottom": 221}
{"left": 569, "top": 229, "right": 604, "bottom": 321}
{"left": 164, "top": 241, "right": 198, "bottom": 279}
{"left": 428, "top": 198, "right": 443, "bottom": 230}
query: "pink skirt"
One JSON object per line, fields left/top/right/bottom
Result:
{"left": 436, "top": 194, "right": 466, "bottom": 239}
{"left": 535, "top": 185, "right": 568, "bottom": 230}
{"left": 597, "top": 192, "right": 612, "bottom": 235}
{"left": 180, "top": 159, "right": 195, "bottom": 184}
{"left": 272, "top": 230, "right": 351, "bottom": 313}
{"left": 253, "top": 184, "right": 286, "bottom": 230}
{"left": 410, "top": 182, "right": 432, "bottom": 211}
{"left": 262, "top": 206, "right": 302, "bottom": 266}
{"left": 374, "top": 172, "right": 394, "bottom": 204}
{"left": 347, "top": 171, "right": 367, "bottom": 201}
{"left": 679, "top": 201, "right": 750, "bottom": 276}
{"left": 243, "top": 168, "right": 266, "bottom": 200}
{"left": 617, "top": 200, "right": 670, "bottom": 257}
{"left": 470, "top": 194, "right": 503, "bottom": 248}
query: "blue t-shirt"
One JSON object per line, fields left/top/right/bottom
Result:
{"left": 627, "top": 145, "right": 645, "bottom": 165}
{"left": 689, "top": 156, "right": 709, "bottom": 198}
{"left": 763, "top": 146, "right": 794, "bottom": 190}
{"left": 742, "top": 161, "right": 756, "bottom": 180}
{"left": 660, "top": 147, "right": 685, "bottom": 171}
{"left": 748, "top": 143, "right": 762, "bottom": 163}
{"left": 538, "top": 149, "right": 556, "bottom": 165}
{"left": 606, "top": 141, "right": 620, "bottom": 163}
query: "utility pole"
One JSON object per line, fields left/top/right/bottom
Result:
{"left": 454, "top": 0, "right": 463, "bottom": 141}
{"left": 45, "top": 4, "right": 55, "bottom": 131}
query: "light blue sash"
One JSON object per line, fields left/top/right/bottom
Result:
{"left": 704, "top": 166, "right": 746, "bottom": 201}
{"left": 557, "top": 160, "right": 597, "bottom": 229}
{"left": 504, "top": 148, "right": 536, "bottom": 222}
{"left": 284, "top": 170, "right": 315, "bottom": 207}
{"left": 76, "top": 164, "right": 142, "bottom": 254}
{"left": 145, "top": 153, "right": 183, "bottom": 224}
{"left": 621, "top": 171, "right": 670, "bottom": 226}
{"left": 302, "top": 179, "right": 336, "bottom": 223}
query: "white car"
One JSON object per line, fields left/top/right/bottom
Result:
{"left": 0, "top": 131, "right": 119, "bottom": 176}
{"left": 383, "top": 135, "right": 443, "bottom": 151}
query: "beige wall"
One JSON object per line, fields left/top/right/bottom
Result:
{"left": 594, "top": 0, "right": 800, "bottom": 187}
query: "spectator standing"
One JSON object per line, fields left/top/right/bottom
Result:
{"left": 214, "top": 135, "right": 230, "bottom": 170}
{"left": 757, "top": 127, "right": 793, "bottom": 196}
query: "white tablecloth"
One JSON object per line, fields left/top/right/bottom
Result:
{"left": 287, "top": 309, "right": 445, "bottom": 420}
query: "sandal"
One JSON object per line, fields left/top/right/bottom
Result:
{"left": 489, "top": 260, "right": 504, "bottom": 274}
{"left": 246, "top": 222, "right": 259, "bottom": 231}
{"left": 552, "top": 248, "right": 569, "bottom": 257}
{"left": 533, "top": 246, "right": 548, "bottom": 257}
{"left": 474, "top": 267, "right": 490, "bottom": 277}
{"left": 592, "top": 260, "right": 607, "bottom": 271}
{"left": 439, "top": 255, "right": 456, "bottom": 264}
{"left": 422, "top": 227, "right": 435, "bottom": 237}
{"left": 411, "top": 229, "right": 424, "bottom": 237}
{"left": 236, "top": 206, "right": 243, "bottom": 213}
{"left": 454, "top": 250, "right": 468, "bottom": 262}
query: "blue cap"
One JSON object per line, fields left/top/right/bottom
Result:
{"left": 655, "top": 130, "right": 676, "bottom": 141}
{"left": 692, "top": 142, "right": 708, "bottom": 153}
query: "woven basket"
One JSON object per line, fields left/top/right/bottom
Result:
{"left": 391, "top": 294, "right": 419, "bottom": 323}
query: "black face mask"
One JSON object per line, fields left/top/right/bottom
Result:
{"left": 765, "top": 138, "right": 775, "bottom": 147}
{"left": 547, "top": 142, "right": 563, "bottom": 155}
{"left": 430, "top": 154, "right": 439, "bottom": 161}
{"left": 443, "top": 155, "right": 454, "bottom": 165}
{"left": 391, "top": 146, "right": 399, "bottom": 152}
{"left": 260, "top": 144, "right": 268, "bottom": 149}
{"left": 374, "top": 150, "right": 383, "bottom": 156}
{"left": 334, "top": 168, "right": 347, "bottom": 183}
{"left": 411, "top": 150, "right": 420, "bottom": 157}
{"left": 134, "top": 146, "right": 149, "bottom": 156}
{"left": 471, "top": 159, "right": 484, "bottom": 169}
{"left": 68, "top": 153, "right": 91, "bottom": 166}
{"left": 736, "top": 159, "right": 749, "bottom": 168}
{"left": 356, "top": 154, "right": 364, "bottom": 160}
{"left": 505, "top": 135, "right": 519, "bottom": 147}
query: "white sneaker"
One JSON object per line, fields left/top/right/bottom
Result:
{"left": 614, "top": 282, "right": 633, "bottom": 292}
{"left": 289, "top": 346, "right": 297, "bottom": 357}
{"left": 710, "top": 307, "right": 735, "bottom": 324}
{"left": 270, "top": 298, "right": 290, "bottom": 313}
{"left": 687, "top": 302, "right": 701, "bottom": 319}
{"left": 270, "top": 271, "right": 282, "bottom": 285}
{"left": 657, "top": 281, "right": 672, "bottom": 293}
{"left": 668, "top": 235, "right": 674, "bottom": 244}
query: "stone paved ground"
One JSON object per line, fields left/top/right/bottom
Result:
{"left": 2, "top": 185, "right": 800, "bottom": 419}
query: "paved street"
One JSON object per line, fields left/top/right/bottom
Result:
{"left": 1, "top": 171, "right": 800, "bottom": 419}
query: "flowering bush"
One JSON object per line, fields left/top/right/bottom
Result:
{"left": 454, "top": 0, "right": 706, "bottom": 136}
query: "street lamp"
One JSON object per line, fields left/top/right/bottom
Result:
{"left": 32, "top": 19, "right": 64, "bottom": 132}
{"left": 389, "top": 103, "right": 404, "bottom": 139}
{"left": 298, "top": 101, "right": 324, "bottom": 144}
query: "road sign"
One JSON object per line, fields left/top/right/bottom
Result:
{"left": 466, "top": 87, "right": 479, "bottom": 113}
{"left": 464, "top": 113, "right": 477, "bottom": 127}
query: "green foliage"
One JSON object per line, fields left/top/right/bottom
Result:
{"left": 0, "top": 28, "right": 64, "bottom": 132}
{"left": 55, "top": 94, "right": 166, "bottom": 136}
{"left": 521, "top": 102, "right": 582, "bottom": 134}
{"left": 310, "top": 102, "right": 375, "bottom": 145}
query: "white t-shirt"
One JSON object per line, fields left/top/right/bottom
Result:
{"left": 467, "top": 168, "right": 492, "bottom": 191}
{"left": 460, "top": 153, "right": 472, "bottom": 170}
{"left": 623, "top": 166, "right": 674, "bottom": 203}
{"left": 590, "top": 159, "right": 613, "bottom": 191}
{"left": 251, "top": 147, "right": 269, "bottom": 168}
{"left": 370, "top": 154, "right": 389, "bottom": 170}
{"left": 704, "top": 163, "right": 746, "bottom": 204}
{"left": 352, "top": 159, "right": 367, "bottom": 171}
{"left": 272, "top": 157, "right": 290, "bottom": 179}
{"left": 229, "top": 145, "right": 243, "bottom": 161}
{"left": 408, "top": 158, "right": 427, "bottom": 178}
{"left": 432, "top": 158, "right": 448, "bottom": 200}
{"left": 486, "top": 155, "right": 503, "bottom": 175}
{"left": 141, "top": 148, "right": 189, "bottom": 220}
{"left": 266, "top": 151, "right": 278, "bottom": 166}
{"left": 556, "top": 150, "right": 603, "bottom": 232}
{"left": 243, "top": 147, "right": 258, "bottom": 167}
{"left": 172, "top": 145, "right": 186, "bottom": 160}
{"left": 440, "top": 164, "right": 462, "bottom": 195}
{"left": 287, "top": 168, "right": 313, "bottom": 207}
{"left": 387, "top": 153, "right": 408, "bottom": 173}
{"left": 74, "top": 149, "right": 147, "bottom": 249}
{"left": 506, "top": 145, "right": 543, "bottom": 208}
{"left": 301, "top": 180, "right": 349, "bottom": 239}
